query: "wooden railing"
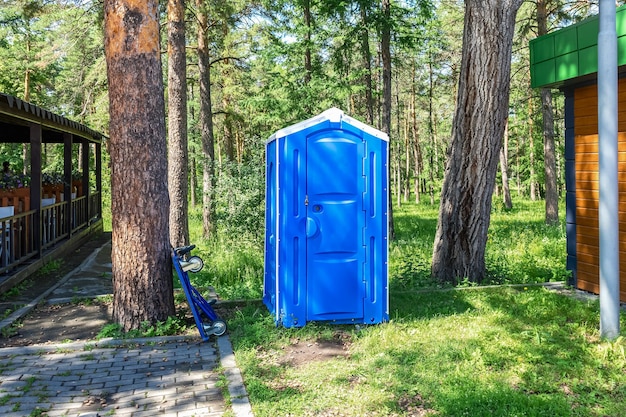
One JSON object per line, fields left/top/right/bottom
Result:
{"left": 0, "top": 194, "right": 102, "bottom": 274}
{"left": 0, "top": 209, "right": 36, "bottom": 274}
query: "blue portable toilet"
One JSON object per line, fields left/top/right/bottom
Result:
{"left": 264, "top": 108, "right": 389, "bottom": 327}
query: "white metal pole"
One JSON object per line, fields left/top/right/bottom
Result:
{"left": 598, "top": 0, "right": 620, "bottom": 340}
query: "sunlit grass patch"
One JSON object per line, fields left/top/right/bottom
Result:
{"left": 185, "top": 196, "right": 569, "bottom": 299}
{"left": 390, "top": 198, "right": 569, "bottom": 290}
{"left": 229, "top": 286, "right": 626, "bottom": 416}
{"left": 186, "top": 208, "right": 264, "bottom": 300}
{"left": 186, "top": 193, "right": 615, "bottom": 415}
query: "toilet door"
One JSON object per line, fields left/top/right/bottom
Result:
{"left": 305, "top": 130, "right": 365, "bottom": 321}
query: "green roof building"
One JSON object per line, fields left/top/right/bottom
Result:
{"left": 530, "top": 6, "right": 626, "bottom": 302}
{"left": 530, "top": 6, "right": 626, "bottom": 88}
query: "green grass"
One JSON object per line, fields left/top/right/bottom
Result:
{"left": 217, "top": 197, "right": 625, "bottom": 415}
{"left": 185, "top": 206, "right": 265, "bottom": 300}
{"left": 35, "top": 259, "right": 63, "bottom": 275}
{"left": 186, "top": 197, "right": 569, "bottom": 300}
{"left": 390, "top": 198, "right": 569, "bottom": 291}
{"left": 229, "top": 286, "right": 626, "bottom": 416}
{"left": 96, "top": 316, "right": 190, "bottom": 339}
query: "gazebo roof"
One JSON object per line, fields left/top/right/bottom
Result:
{"left": 0, "top": 93, "right": 104, "bottom": 144}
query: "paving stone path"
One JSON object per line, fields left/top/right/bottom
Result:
{"left": 0, "top": 237, "right": 254, "bottom": 417}
{"left": 0, "top": 338, "right": 225, "bottom": 417}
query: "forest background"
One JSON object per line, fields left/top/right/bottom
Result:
{"left": 0, "top": 0, "right": 609, "bottom": 290}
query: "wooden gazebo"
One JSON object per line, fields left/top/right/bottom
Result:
{"left": 0, "top": 93, "right": 104, "bottom": 293}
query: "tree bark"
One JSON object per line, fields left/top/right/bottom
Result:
{"left": 190, "top": 155, "right": 197, "bottom": 207}
{"left": 359, "top": 1, "right": 374, "bottom": 125}
{"left": 528, "top": 97, "right": 537, "bottom": 200}
{"left": 541, "top": 87, "right": 558, "bottom": 223}
{"left": 404, "top": 117, "right": 411, "bottom": 202}
{"left": 303, "top": 0, "right": 312, "bottom": 86}
{"left": 167, "top": 0, "right": 190, "bottom": 248}
{"left": 431, "top": 0, "right": 523, "bottom": 283}
{"left": 223, "top": 96, "right": 235, "bottom": 162}
{"left": 104, "top": 0, "right": 174, "bottom": 331}
{"left": 516, "top": 135, "right": 521, "bottom": 195}
{"left": 381, "top": 0, "right": 394, "bottom": 240}
{"left": 428, "top": 58, "right": 435, "bottom": 205}
{"left": 395, "top": 150, "right": 401, "bottom": 207}
{"left": 537, "top": 0, "right": 558, "bottom": 225}
{"left": 196, "top": 0, "right": 216, "bottom": 238}
{"left": 188, "top": 84, "right": 197, "bottom": 208}
{"left": 411, "top": 64, "right": 422, "bottom": 204}
{"left": 24, "top": 36, "right": 31, "bottom": 102}
{"left": 500, "top": 121, "right": 512, "bottom": 210}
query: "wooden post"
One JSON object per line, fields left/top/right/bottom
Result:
{"left": 30, "top": 122, "right": 42, "bottom": 254}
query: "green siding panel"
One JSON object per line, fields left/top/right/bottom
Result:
{"left": 530, "top": 4, "right": 626, "bottom": 88}
{"left": 619, "top": 36, "right": 626, "bottom": 66}
{"left": 578, "top": 19, "right": 599, "bottom": 49}
{"left": 555, "top": 27, "right": 578, "bottom": 55}
{"left": 618, "top": 8, "right": 626, "bottom": 36}
{"left": 555, "top": 52, "right": 579, "bottom": 82}
{"left": 533, "top": 60, "right": 556, "bottom": 87}
{"left": 532, "top": 35, "right": 555, "bottom": 63}
{"left": 579, "top": 46, "right": 599, "bottom": 76}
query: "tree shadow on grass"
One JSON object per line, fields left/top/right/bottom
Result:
{"left": 390, "top": 289, "right": 476, "bottom": 320}
{"left": 408, "top": 286, "right": 624, "bottom": 416}
{"left": 229, "top": 287, "right": 625, "bottom": 416}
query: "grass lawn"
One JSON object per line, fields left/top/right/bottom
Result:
{"left": 188, "top": 198, "right": 570, "bottom": 297}
{"left": 213, "top": 199, "right": 625, "bottom": 416}
{"left": 228, "top": 286, "right": 626, "bottom": 416}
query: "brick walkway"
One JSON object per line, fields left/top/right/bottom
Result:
{"left": 0, "top": 238, "right": 254, "bottom": 417}
{"left": 0, "top": 338, "right": 225, "bottom": 417}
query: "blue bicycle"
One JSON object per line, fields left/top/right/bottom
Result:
{"left": 171, "top": 245, "right": 227, "bottom": 341}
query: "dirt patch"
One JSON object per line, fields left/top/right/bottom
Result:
{"left": 0, "top": 301, "right": 112, "bottom": 347}
{"left": 0, "top": 232, "right": 114, "bottom": 347}
{"left": 279, "top": 337, "right": 350, "bottom": 367}
{"left": 397, "top": 393, "right": 437, "bottom": 417}
{"left": 0, "top": 297, "right": 206, "bottom": 348}
{"left": 255, "top": 332, "right": 351, "bottom": 369}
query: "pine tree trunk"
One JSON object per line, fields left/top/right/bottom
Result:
{"left": 404, "top": 117, "right": 411, "bottom": 202}
{"left": 223, "top": 96, "right": 235, "bottom": 162}
{"left": 528, "top": 98, "right": 537, "bottom": 201}
{"left": 303, "top": 0, "right": 312, "bottom": 86}
{"left": 236, "top": 130, "right": 243, "bottom": 163}
{"left": 381, "top": 0, "right": 394, "bottom": 240}
{"left": 359, "top": 1, "right": 374, "bottom": 125}
{"left": 537, "top": 0, "right": 558, "bottom": 224}
{"left": 428, "top": 59, "right": 435, "bottom": 205}
{"left": 189, "top": 85, "right": 197, "bottom": 208}
{"left": 396, "top": 154, "right": 401, "bottom": 208}
{"left": 24, "top": 39, "right": 31, "bottom": 102}
{"left": 516, "top": 138, "right": 521, "bottom": 195}
{"left": 431, "top": 0, "right": 524, "bottom": 284}
{"left": 167, "top": 0, "right": 189, "bottom": 248}
{"left": 104, "top": 0, "right": 175, "bottom": 331}
{"left": 411, "top": 68, "right": 422, "bottom": 204}
{"left": 541, "top": 88, "right": 558, "bottom": 224}
{"left": 197, "top": 1, "right": 216, "bottom": 238}
{"left": 190, "top": 155, "right": 197, "bottom": 207}
{"left": 500, "top": 121, "right": 512, "bottom": 209}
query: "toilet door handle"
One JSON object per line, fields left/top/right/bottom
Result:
{"left": 306, "top": 217, "right": 320, "bottom": 238}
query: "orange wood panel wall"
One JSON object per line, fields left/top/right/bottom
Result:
{"left": 574, "top": 81, "right": 626, "bottom": 302}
